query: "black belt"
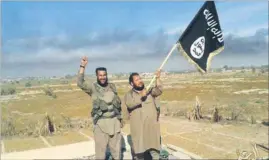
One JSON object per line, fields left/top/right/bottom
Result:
{"left": 99, "top": 114, "right": 117, "bottom": 119}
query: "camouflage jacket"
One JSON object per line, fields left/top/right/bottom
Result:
{"left": 77, "top": 73, "right": 122, "bottom": 124}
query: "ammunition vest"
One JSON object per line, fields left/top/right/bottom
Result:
{"left": 91, "top": 82, "right": 121, "bottom": 124}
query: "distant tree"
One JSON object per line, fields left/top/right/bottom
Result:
{"left": 25, "top": 82, "right": 32, "bottom": 87}
{"left": 1, "top": 89, "right": 6, "bottom": 95}
{"left": 223, "top": 65, "right": 229, "bottom": 70}
{"left": 251, "top": 66, "right": 256, "bottom": 73}
{"left": 241, "top": 66, "right": 245, "bottom": 73}
{"left": 65, "top": 74, "right": 73, "bottom": 79}
{"left": 43, "top": 87, "right": 57, "bottom": 99}
{"left": 61, "top": 80, "right": 69, "bottom": 84}
{"left": 261, "top": 65, "right": 269, "bottom": 72}
{"left": 8, "top": 88, "right": 16, "bottom": 95}
{"left": 260, "top": 68, "right": 265, "bottom": 74}
{"left": 1, "top": 88, "right": 16, "bottom": 95}
{"left": 1, "top": 116, "right": 16, "bottom": 137}
{"left": 216, "top": 68, "right": 222, "bottom": 72}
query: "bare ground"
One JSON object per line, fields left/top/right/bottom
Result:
{"left": 2, "top": 116, "right": 268, "bottom": 159}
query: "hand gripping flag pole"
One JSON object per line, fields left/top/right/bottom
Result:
{"left": 146, "top": 44, "right": 178, "bottom": 91}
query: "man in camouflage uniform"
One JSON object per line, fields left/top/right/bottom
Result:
{"left": 124, "top": 70, "right": 163, "bottom": 160}
{"left": 77, "top": 56, "right": 123, "bottom": 159}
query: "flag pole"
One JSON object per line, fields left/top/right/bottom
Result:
{"left": 146, "top": 43, "right": 178, "bottom": 91}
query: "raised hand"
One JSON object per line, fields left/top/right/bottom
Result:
{"left": 81, "top": 56, "right": 88, "bottom": 67}
{"left": 155, "top": 69, "right": 161, "bottom": 78}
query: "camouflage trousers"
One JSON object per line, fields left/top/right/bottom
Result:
{"left": 94, "top": 125, "right": 122, "bottom": 159}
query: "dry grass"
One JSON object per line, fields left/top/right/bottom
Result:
{"left": 3, "top": 73, "right": 268, "bottom": 130}
{"left": 162, "top": 135, "right": 235, "bottom": 159}
{"left": 45, "top": 131, "right": 88, "bottom": 146}
{"left": 1, "top": 72, "right": 268, "bottom": 157}
{"left": 160, "top": 116, "right": 269, "bottom": 159}
{"left": 79, "top": 129, "right": 94, "bottom": 138}
{"left": 4, "top": 137, "right": 46, "bottom": 153}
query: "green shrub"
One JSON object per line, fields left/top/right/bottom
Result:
{"left": 1, "top": 116, "right": 16, "bottom": 137}
{"left": 25, "top": 81, "right": 32, "bottom": 87}
{"left": 1, "top": 87, "right": 16, "bottom": 95}
{"left": 8, "top": 88, "right": 16, "bottom": 95}
{"left": 251, "top": 115, "right": 256, "bottom": 124}
{"left": 43, "top": 86, "right": 57, "bottom": 98}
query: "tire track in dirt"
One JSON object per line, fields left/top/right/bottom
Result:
{"left": 161, "top": 118, "right": 258, "bottom": 143}
{"left": 39, "top": 136, "right": 52, "bottom": 147}
{"left": 160, "top": 118, "right": 246, "bottom": 157}
{"left": 1, "top": 141, "right": 5, "bottom": 154}
{"left": 78, "top": 131, "right": 93, "bottom": 141}
{"left": 174, "top": 134, "right": 230, "bottom": 153}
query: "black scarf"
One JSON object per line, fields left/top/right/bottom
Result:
{"left": 133, "top": 84, "right": 145, "bottom": 91}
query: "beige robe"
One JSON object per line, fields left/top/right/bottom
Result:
{"left": 124, "top": 85, "right": 163, "bottom": 154}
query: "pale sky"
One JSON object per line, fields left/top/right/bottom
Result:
{"left": 2, "top": 1, "right": 268, "bottom": 78}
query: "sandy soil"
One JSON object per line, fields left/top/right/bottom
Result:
{"left": 3, "top": 116, "right": 267, "bottom": 159}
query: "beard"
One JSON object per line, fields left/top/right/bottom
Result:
{"left": 97, "top": 78, "right": 108, "bottom": 87}
{"left": 133, "top": 84, "right": 145, "bottom": 91}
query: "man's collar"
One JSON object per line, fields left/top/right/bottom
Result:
{"left": 95, "top": 82, "right": 109, "bottom": 89}
{"left": 132, "top": 87, "right": 153, "bottom": 95}
{"left": 132, "top": 88, "right": 140, "bottom": 93}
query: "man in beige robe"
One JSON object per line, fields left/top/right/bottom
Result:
{"left": 124, "top": 70, "right": 162, "bottom": 160}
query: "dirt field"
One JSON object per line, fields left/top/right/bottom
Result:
{"left": 1, "top": 71, "right": 268, "bottom": 159}
{"left": 2, "top": 117, "right": 268, "bottom": 159}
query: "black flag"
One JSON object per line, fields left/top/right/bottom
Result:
{"left": 177, "top": 1, "right": 224, "bottom": 73}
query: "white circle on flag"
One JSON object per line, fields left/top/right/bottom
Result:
{"left": 190, "top": 36, "right": 205, "bottom": 59}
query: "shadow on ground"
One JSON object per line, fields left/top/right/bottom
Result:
{"left": 106, "top": 134, "right": 165, "bottom": 160}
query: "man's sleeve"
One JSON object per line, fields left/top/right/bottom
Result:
{"left": 77, "top": 73, "right": 93, "bottom": 96}
{"left": 124, "top": 92, "right": 143, "bottom": 112}
{"left": 150, "top": 84, "right": 163, "bottom": 97}
{"left": 111, "top": 83, "right": 122, "bottom": 110}
{"left": 110, "top": 83, "right": 118, "bottom": 95}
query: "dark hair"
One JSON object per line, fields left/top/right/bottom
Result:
{"left": 95, "top": 67, "right": 107, "bottom": 75}
{"left": 129, "top": 72, "right": 139, "bottom": 84}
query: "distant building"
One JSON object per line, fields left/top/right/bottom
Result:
{"left": 50, "top": 77, "right": 61, "bottom": 80}
{"left": 140, "top": 71, "right": 168, "bottom": 78}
